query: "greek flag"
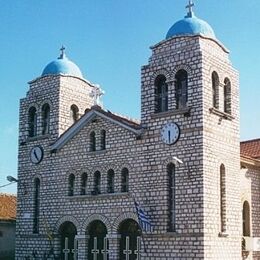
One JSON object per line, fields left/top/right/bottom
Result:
{"left": 134, "top": 200, "right": 153, "bottom": 232}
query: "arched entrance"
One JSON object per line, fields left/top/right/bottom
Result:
{"left": 243, "top": 201, "right": 250, "bottom": 237}
{"left": 59, "top": 221, "right": 77, "bottom": 260}
{"left": 87, "top": 220, "right": 108, "bottom": 260}
{"left": 242, "top": 201, "right": 251, "bottom": 258}
{"left": 119, "top": 219, "right": 141, "bottom": 260}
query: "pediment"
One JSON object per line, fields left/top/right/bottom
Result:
{"left": 51, "top": 106, "right": 143, "bottom": 152}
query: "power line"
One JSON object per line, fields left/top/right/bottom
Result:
{"left": 0, "top": 182, "right": 16, "bottom": 189}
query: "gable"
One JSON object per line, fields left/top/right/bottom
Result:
{"left": 50, "top": 108, "right": 143, "bottom": 152}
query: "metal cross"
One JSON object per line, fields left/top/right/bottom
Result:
{"left": 101, "top": 237, "right": 110, "bottom": 260}
{"left": 123, "top": 236, "right": 132, "bottom": 260}
{"left": 134, "top": 236, "right": 142, "bottom": 260}
{"left": 71, "top": 239, "right": 78, "bottom": 260}
{"left": 89, "top": 84, "right": 105, "bottom": 107}
{"left": 60, "top": 45, "right": 65, "bottom": 56}
{"left": 62, "top": 237, "right": 70, "bottom": 260}
{"left": 91, "top": 237, "right": 100, "bottom": 260}
{"left": 186, "top": 0, "right": 194, "bottom": 15}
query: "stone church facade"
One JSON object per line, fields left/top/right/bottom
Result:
{"left": 15, "top": 3, "right": 260, "bottom": 260}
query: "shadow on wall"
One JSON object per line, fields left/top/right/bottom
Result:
{"left": 0, "top": 252, "right": 15, "bottom": 260}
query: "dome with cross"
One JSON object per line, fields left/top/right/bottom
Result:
{"left": 166, "top": 1, "right": 215, "bottom": 40}
{"left": 42, "top": 46, "right": 83, "bottom": 78}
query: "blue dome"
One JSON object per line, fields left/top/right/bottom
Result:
{"left": 42, "top": 51, "right": 83, "bottom": 78}
{"left": 166, "top": 13, "right": 215, "bottom": 39}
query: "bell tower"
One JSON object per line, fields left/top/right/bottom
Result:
{"left": 141, "top": 1, "right": 241, "bottom": 258}
{"left": 18, "top": 47, "right": 96, "bottom": 145}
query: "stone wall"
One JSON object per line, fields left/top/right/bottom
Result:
{"left": 0, "top": 221, "right": 16, "bottom": 260}
{"left": 16, "top": 34, "right": 245, "bottom": 259}
{"left": 201, "top": 37, "right": 241, "bottom": 259}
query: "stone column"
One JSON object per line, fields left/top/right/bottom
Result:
{"left": 53, "top": 235, "right": 61, "bottom": 258}
{"left": 107, "top": 233, "right": 121, "bottom": 260}
{"left": 76, "top": 234, "right": 88, "bottom": 260}
{"left": 168, "top": 80, "right": 176, "bottom": 110}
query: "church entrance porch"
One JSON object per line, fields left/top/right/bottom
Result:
{"left": 119, "top": 219, "right": 141, "bottom": 260}
{"left": 59, "top": 221, "right": 77, "bottom": 260}
{"left": 87, "top": 220, "right": 108, "bottom": 260}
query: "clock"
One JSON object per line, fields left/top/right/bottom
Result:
{"left": 30, "top": 146, "right": 44, "bottom": 164}
{"left": 161, "top": 122, "right": 180, "bottom": 145}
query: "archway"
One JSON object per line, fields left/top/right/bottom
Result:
{"left": 87, "top": 220, "right": 108, "bottom": 260}
{"left": 59, "top": 221, "right": 77, "bottom": 260}
{"left": 119, "top": 219, "right": 141, "bottom": 260}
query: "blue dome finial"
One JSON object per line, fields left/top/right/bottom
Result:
{"left": 41, "top": 47, "right": 83, "bottom": 78}
{"left": 166, "top": 0, "right": 216, "bottom": 39}
{"left": 185, "top": 0, "right": 195, "bottom": 18}
{"left": 59, "top": 45, "right": 66, "bottom": 59}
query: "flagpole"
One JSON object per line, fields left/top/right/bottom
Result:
{"left": 138, "top": 224, "right": 148, "bottom": 254}
{"left": 130, "top": 193, "right": 149, "bottom": 255}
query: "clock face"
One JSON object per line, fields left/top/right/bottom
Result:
{"left": 30, "top": 146, "right": 44, "bottom": 164}
{"left": 161, "top": 122, "right": 180, "bottom": 145}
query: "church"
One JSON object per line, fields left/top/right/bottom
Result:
{"left": 15, "top": 1, "right": 260, "bottom": 259}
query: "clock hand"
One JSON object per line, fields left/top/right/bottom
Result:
{"left": 33, "top": 150, "right": 39, "bottom": 161}
{"left": 168, "top": 130, "right": 171, "bottom": 143}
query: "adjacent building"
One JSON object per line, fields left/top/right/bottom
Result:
{"left": 0, "top": 194, "right": 16, "bottom": 260}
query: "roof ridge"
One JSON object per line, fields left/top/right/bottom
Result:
{"left": 92, "top": 106, "right": 141, "bottom": 125}
{"left": 108, "top": 111, "right": 140, "bottom": 124}
{"left": 0, "top": 193, "right": 17, "bottom": 197}
{"left": 241, "top": 138, "right": 260, "bottom": 144}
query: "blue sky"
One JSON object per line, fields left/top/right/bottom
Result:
{"left": 0, "top": 0, "right": 259, "bottom": 194}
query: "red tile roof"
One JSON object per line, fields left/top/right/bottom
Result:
{"left": 0, "top": 193, "right": 16, "bottom": 220}
{"left": 240, "top": 138, "right": 260, "bottom": 160}
{"left": 85, "top": 106, "right": 141, "bottom": 129}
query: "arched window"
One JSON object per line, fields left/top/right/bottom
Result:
{"left": 167, "top": 163, "right": 176, "bottom": 232}
{"left": 70, "top": 104, "right": 79, "bottom": 123}
{"left": 33, "top": 178, "right": 40, "bottom": 233}
{"left": 224, "top": 78, "right": 231, "bottom": 114}
{"left": 90, "top": 131, "right": 96, "bottom": 151}
{"left": 121, "top": 168, "right": 129, "bottom": 192}
{"left": 212, "top": 72, "right": 219, "bottom": 109}
{"left": 155, "top": 75, "right": 168, "bottom": 113}
{"left": 28, "top": 106, "right": 37, "bottom": 137}
{"left": 220, "top": 164, "right": 226, "bottom": 233}
{"left": 68, "top": 174, "right": 75, "bottom": 196}
{"left": 81, "top": 172, "right": 88, "bottom": 195}
{"left": 243, "top": 201, "right": 250, "bottom": 237}
{"left": 100, "top": 130, "right": 106, "bottom": 150}
{"left": 175, "top": 69, "right": 188, "bottom": 109}
{"left": 107, "top": 169, "right": 115, "bottom": 193}
{"left": 42, "top": 103, "right": 50, "bottom": 135}
{"left": 93, "top": 171, "right": 101, "bottom": 195}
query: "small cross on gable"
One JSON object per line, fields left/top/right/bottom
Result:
{"left": 89, "top": 84, "right": 105, "bottom": 107}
